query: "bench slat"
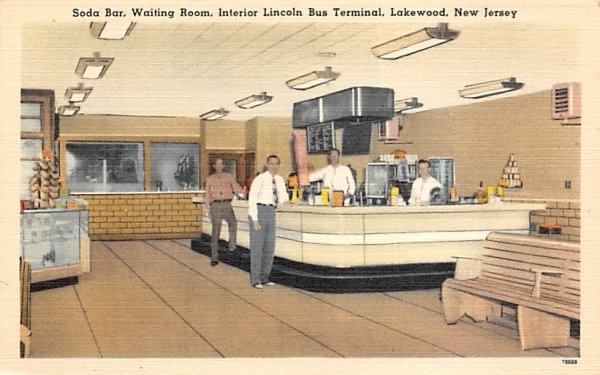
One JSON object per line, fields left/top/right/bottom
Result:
{"left": 475, "top": 277, "right": 580, "bottom": 307}
{"left": 482, "top": 260, "right": 579, "bottom": 280}
{"left": 486, "top": 232, "right": 580, "bottom": 253}
{"left": 483, "top": 248, "right": 580, "bottom": 271}
{"left": 481, "top": 263, "right": 580, "bottom": 290}
{"left": 480, "top": 271, "right": 580, "bottom": 295}
{"left": 485, "top": 240, "right": 580, "bottom": 261}
{"left": 478, "top": 273, "right": 580, "bottom": 305}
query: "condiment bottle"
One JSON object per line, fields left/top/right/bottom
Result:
{"left": 322, "top": 187, "right": 329, "bottom": 206}
{"left": 449, "top": 186, "right": 458, "bottom": 202}
{"left": 486, "top": 186, "right": 495, "bottom": 203}
{"left": 497, "top": 185, "right": 504, "bottom": 198}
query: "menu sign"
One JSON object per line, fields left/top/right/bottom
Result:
{"left": 306, "top": 122, "right": 335, "bottom": 154}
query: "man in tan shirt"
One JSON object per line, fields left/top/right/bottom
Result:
{"left": 205, "top": 158, "right": 242, "bottom": 266}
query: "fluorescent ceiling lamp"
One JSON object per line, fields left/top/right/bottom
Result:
{"left": 64, "top": 83, "right": 93, "bottom": 102}
{"left": 75, "top": 52, "right": 114, "bottom": 79}
{"left": 58, "top": 104, "right": 80, "bottom": 116}
{"left": 200, "top": 108, "right": 229, "bottom": 121}
{"left": 372, "top": 23, "right": 459, "bottom": 60}
{"left": 235, "top": 92, "right": 273, "bottom": 109}
{"left": 90, "top": 21, "right": 135, "bottom": 40}
{"left": 395, "top": 97, "right": 423, "bottom": 113}
{"left": 459, "top": 77, "right": 524, "bottom": 99}
{"left": 286, "top": 66, "right": 340, "bottom": 90}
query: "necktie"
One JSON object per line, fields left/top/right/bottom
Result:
{"left": 272, "top": 177, "right": 278, "bottom": 207}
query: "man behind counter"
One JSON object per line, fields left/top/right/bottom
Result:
{"left": 310, "top": 148, "right": 356, "bottom": 206}
{"left": 409, "top": 159, "right": 442, "bottom": 206}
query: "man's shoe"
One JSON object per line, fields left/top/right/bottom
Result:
{"left": 253, "top": 283, "right": 264, "bottom": 289}
{"left": 210, "top": 260, "right": 219, "bottom": 267}
{"left": 264, "top": 281, "right": 276, "bottom": 286}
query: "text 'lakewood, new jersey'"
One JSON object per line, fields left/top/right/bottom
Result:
{"left": 72, "top": 7, "right": 519, "bottom": 19}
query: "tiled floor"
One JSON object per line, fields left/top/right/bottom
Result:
{"left": 29, "top": 239, "right": 579, "bottom": 358}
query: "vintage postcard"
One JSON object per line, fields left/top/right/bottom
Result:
{"left": 1, "top": 0, "right": 599, "bottom": 374}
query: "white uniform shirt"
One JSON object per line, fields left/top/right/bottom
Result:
{"left": 409, "top": 176, "right": 442, "bottom": 205}
{"left": 310, "top": 164, "right": 356, "bottom": 196}
{"left": 248, "top": 171, "right": 289, "bottom": 221}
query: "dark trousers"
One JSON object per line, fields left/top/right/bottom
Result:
{"left": 249, "top": 205, "right": 277, "bottom": 285}
{"left": 210, "top": 201, "right": 238, "bottom": 261}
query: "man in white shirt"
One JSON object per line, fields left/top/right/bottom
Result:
{"left": 409, "top": 159, "right": 442, "bottom": 206}
{"left": 309, "top": 148, "right": 356, "bottom": 206}
{"left": 247, "top": 155, "right": 289, "bottom": 289}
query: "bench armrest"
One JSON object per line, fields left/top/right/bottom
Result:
{"left": 453, "top": 256, "right": 482, "bottom": 281}
{"left": 529, "top": 268, "right": 565, "bottom": 298}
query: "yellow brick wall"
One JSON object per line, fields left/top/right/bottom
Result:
{"left": 74, "top": 193, "right": 203, "bottom": 240}
{"left": 504, "top": 198, "right": 580, "bottom": 242}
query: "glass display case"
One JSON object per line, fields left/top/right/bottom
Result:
{"left": 429, "top": 157, "right": 455, "bottom": 199}
{"left": 365, "top": 162, "right": 397, "bottom": 205}
{"left": 21, "top": 209, "right": 89, "bottom": 283}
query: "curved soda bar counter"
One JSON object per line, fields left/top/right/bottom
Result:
{"left": 192, "top": 199, "right": 546, "bottom": 292}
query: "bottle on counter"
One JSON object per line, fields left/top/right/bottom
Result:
{"left": 390, "top": 186, "right": 399, "bottom": 206}
{"left": 497, "top": 184, "right": 504, "bottom": 198}
{"left": 486, "top": 186, "right": 495, "bottom": 203}
{"left": 308, "top": 190, "right": 315, "bottom": 206}
{"left": 449, "top": 186, "right": 458, "bottom": 202}
{"left": 321, "top": 187, "right": 329, "bottom": 206}
{"left": 290, "top": 188, "right": 299, "bottom": 204}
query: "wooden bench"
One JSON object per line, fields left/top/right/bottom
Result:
{"left": 441, "top": 232, "right": 580, "bottom": 350}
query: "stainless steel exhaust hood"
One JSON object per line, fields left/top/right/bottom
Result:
{"left": 292, "top": 87, "right": 395, "bottom": 128}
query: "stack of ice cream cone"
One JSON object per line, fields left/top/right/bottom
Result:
{"left": 29, "top": 151, "right": 60, "bottom": 209}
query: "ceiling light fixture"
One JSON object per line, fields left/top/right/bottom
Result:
{"left": 64, "top": 83, "right": 93, "bottom": 103}
{"left": 58, "top": 104, "right": 80, "bottom": 116}
{"left": 286, "top": 66, "right": 340, "bottom": 90}
{"left": 200, "top": 108, "right": 229, "bottom": 121}
{"left": 89, "top": 21, "right": 135, "bottom": 40}
{"left": 372, "top": 23, "right": 459, "bottom": 60}
{"left": 75, "top": 52, "right": 114, "bottom": 79}
{"left": 235, "top": 92, "right": 273, "bottom": 109}
{"left": 395, "top": 97, "right": 423, "bottom": 113}
{"left": 459, "top": 77, "right": 524, "bottom": 99}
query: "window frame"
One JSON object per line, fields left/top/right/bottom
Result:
{"left": 60, "top": 136, "right": 202, "bottom": 193}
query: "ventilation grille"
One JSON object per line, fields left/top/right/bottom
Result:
{"left": 552, "top": 82, "right": 581, "bottom": 120}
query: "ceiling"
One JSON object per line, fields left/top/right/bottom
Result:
{"left": 21, "top": 21, "right": 583, "bottom": 121}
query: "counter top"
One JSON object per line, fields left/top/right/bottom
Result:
{"left": 225, "top": 200, "right": 546, "bottom": 214}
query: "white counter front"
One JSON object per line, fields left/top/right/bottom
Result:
{"left": 202, "top": 201, "right": 546, "bottom": 268}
